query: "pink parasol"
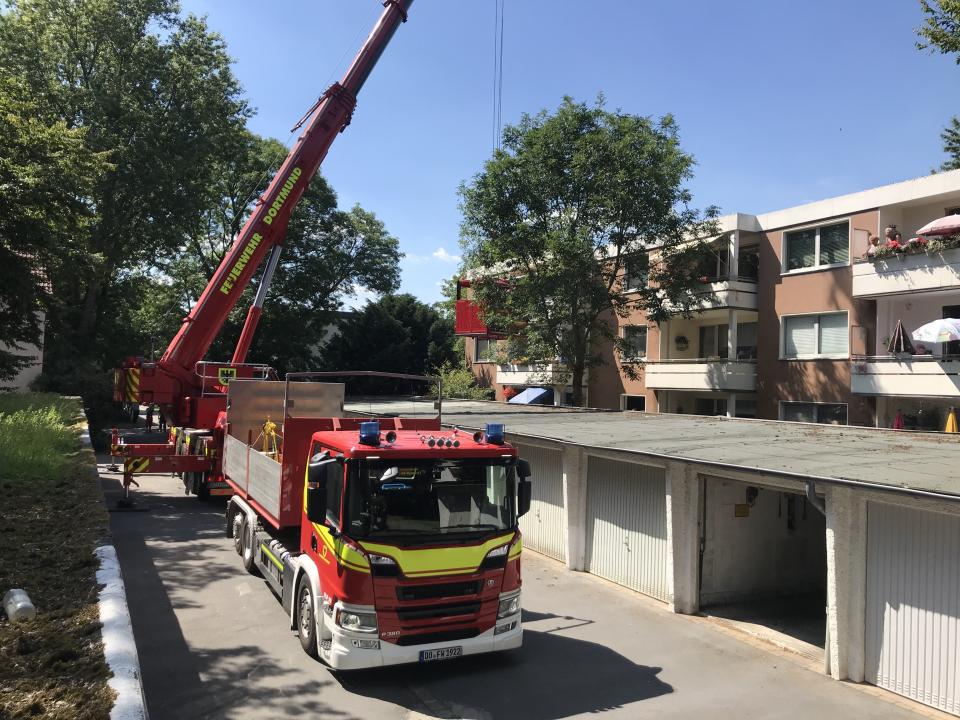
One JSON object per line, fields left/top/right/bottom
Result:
{"left": 916, "top": 215, "right": 960, "bottom": 237}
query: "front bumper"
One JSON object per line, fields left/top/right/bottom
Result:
{"left": 324, "top": 613, "right": 523, "bottom": 670}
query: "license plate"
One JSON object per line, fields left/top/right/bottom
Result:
{"left": 419, "top": 646, "right": 463, "bottom": 662}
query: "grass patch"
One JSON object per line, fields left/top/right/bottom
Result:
{"left": 0, "top": 393, "right": 113, "bottom": 720}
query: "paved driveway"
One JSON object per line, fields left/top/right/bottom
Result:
{"left": 101, "top": 466, "right": 930, "bottom": 720}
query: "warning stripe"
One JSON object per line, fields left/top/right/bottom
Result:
{"left": 124, "top": 457, "right": 150, "bottom": 474}
{"left": 125, "top": 369, "right": 140, "bottom": 402}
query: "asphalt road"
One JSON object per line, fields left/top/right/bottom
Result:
{"left": 101, "top": 465, "right": 931, "bottom": 720}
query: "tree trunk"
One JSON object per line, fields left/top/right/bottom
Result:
{"left": 77, "top": 275, "right": 102, "bottom": 341}
{"left": 570, "top": 362, "right": 586, "bottom": 407}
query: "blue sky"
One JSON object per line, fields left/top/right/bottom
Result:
{"left": 181, "top": 0, "right": 957, "bottom": 307}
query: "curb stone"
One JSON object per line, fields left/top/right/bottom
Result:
{"left": 81, "top": 418, "right": 149, "bottom": 720}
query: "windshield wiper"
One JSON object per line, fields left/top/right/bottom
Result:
{"left": 442, "top": 524, "right": 501, "bottom": 531}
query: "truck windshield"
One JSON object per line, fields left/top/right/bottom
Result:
{"left": 346, "top": 459, "right": 516, "bottom": 541}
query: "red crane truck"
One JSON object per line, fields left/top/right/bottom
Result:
{"left": 109, "top": 0, "right": 535, "bottom": 667}
{"left": 110, "top": 0, "right": 415, "bottom": 497}
{"left": 222, "top": 371, "right": 531, "bottom": 667}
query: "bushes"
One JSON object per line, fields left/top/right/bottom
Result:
{"left": 0, "top": 393, "right": 82, "bottom": 481}
{"left": 435, "top": 362, "right": 494, "bottom": 401}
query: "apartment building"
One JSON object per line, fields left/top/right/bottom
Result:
{"left": 460, "top": 170, "right": 960, "bottom": 429}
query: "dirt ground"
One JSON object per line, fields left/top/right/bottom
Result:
{"left": 0, "top": 395, "right": 113, "bottom": 720}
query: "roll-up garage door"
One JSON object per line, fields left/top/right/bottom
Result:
{"left": 866, "top": 502, "right": 960, "bottom": 715}
{"left": 513, "top": 442, "right": 566, "bottom": 562}
{"left": 585, "top": 457, "right": 668, "bottom": 601}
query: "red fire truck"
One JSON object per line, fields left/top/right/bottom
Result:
{"left": 222, "top": 372, "right": 530, "bottom": 667}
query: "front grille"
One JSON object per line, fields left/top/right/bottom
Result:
{"left": 397, "top": 601, "right": 481, "bottom": 622}
{"left": 396, "top": 580, "right": 481, "bottom": 602}
{"left": 396, "top": 628, "right": 481, "bottom": 646}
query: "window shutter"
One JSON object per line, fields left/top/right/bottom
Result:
{"left": 786, "top": 229, "right": 816, "bottom": 270}
{"left": 784, "top": 316, "right": 817, "bottom": 357}
{"left": 819, "top": 223, "right": 849, "bottom": 265}
{"left": 819, "top": 313, "right": 848, "bottom": 355}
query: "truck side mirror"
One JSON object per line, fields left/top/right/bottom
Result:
{"left": 516, "top": 458, "right": 531, "bottom": 479}
{"left": 306, "top": 458, "right": 332, "bottom": 524}
{"left": 518, "top": 479, "right": 532, "bottom": 518}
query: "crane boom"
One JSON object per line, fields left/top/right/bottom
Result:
{"left": 114, "top": 0, "right": 414, "bottom": 429}
{"left": 162, "top": 0, "right": 413, "bottom": 385}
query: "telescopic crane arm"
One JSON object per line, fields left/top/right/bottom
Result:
{"left": 160, "top": 0, "right": 414, "bottom": 389}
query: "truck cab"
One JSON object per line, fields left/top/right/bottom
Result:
{"left": 300, "top": 422, "right": 529, "bottom": 668}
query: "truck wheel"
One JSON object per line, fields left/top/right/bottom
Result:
{"left": 297, "top": 580, "right": 319, "bottom": 658}
{"left": 241, "top": 517, "right": 258, "bottom": 575}
{"left": 196, "top": 473, "right": 210, "bottom": 502}
{"left": 232, "top": 513, "right": 245, "bottom": 555}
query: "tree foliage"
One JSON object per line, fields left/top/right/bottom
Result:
{"left": 321, "top": 294, "right": 456, "bottom": 394}
{"left": 918, "top": 0, "right": 960, "bottom": 169}
{"left": 0, "top": 81, "right": 109, "bottom": 382}
{"left": 459, "top": 96, "right": 717, "bottom": 405}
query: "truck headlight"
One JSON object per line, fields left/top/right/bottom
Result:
{"left": 497, "top": 591, "right": 521, "bottom": 619}
{"left": 368, "top": 553, "right": 399, "bottom": 577}
{"left": 337, "top": 609, "right": 378, "bottom": 633}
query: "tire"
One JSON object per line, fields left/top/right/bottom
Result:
{"left": 196, "top": 473, "right": 210, "bottom": 502}
{"left": 297, "top": 580, "right": 319, "bottom": 658}
{"left": 241, "top": 516, "right": 258, "bottom": 575}
{"left": 232, "top": 512, "right": 245, "bottom": 555}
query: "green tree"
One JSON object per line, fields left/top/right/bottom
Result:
{"left": 918, "top": 0, "right": 960, "bottom": 169}
{"left": 459, "top": 96, "right": 717, "bottom": 406}
{"left": 0, "top": 81, "right": 109, "bottom": 382}
{"left": 321, "top": 294, "right": 457, "bottom": 394}
{"left": 0, "top": 0, "right": 250, "bottom": 387}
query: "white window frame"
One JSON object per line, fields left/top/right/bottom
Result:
{"left": 620, "top": 325, "right": 648, "bottom": 362}
{"left": 474, "top": 338, "right": 497, "bottom": 363}
{"left": 621, "top": 253, "right": 650, "bottom": 294}
{"left": 780, "top": 218, "right": 851, "bottom": 275}
{"left": 778, "top": 400, "right": 848, "bottom": 425}
{"left": 779, "top": 311, "right": 849, "bottom": 360}
{"left": 620, "top": 394, "right": 646, "bottom": 411}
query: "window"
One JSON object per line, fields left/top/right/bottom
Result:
{"left": 621, "top": 394, "right": 645, "bottom": 411}
{"left": 324, "top": 462, "right": 344, "bottom": 530}
{"left": 783, "top": 221, "right": 849, "bottom": 271}
{"left": 621, "top": 326, "right": 647, "bottom": 361}
{"left": 780, "top": 402, "right": 848, "bottom": 425}
{"left": 698, "top": 324, "right": 728, "bottom": 359}
{"left": 696, "top": 243, "right": 729, "bottom": 281}
{"left": 782, "top": 312, "right": 848, "bottom": 358}
{"left": 735, "top": 400, "right": 757, "bottom": 419}
{"left": 739, "top": 246, "right": 760, "bottom": 281}
{"left": 694, "top": 398, "right": 727, "bottom": 416}
{"left": 475, "top": 338, "right": 497, "bottom": 362}
{"left": 622, "top": 253, "right": 649, "bottom": 292}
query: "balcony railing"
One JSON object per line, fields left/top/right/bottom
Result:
{"left": 645, "top": 359, "right": 757, "bottom": 392}
{"left": 851, "top": 355, "right": 960, "bottom": 397}
{"left": 852, "top": 247, "right": 960, "bottom": 297}
{"left": 666, "top": 278, "right": 758, "bottom": 312}
{"left": 496, "top": 362, "right": 570, "bottom": 387}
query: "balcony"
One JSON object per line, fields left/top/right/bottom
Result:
{"left": 496, "top": 362, "right": 569, "bottom": 386}
{"left": 664, "top": 278, "right": 758, "bottom": 314}
{"left": 645, "top": 360, "right": 757, "bottom": 392}
{"left": 852, "top": 247, "right": 960, "bottom": 298}
{"left": 851, "top": 356, "right": 960, "bottom": 398}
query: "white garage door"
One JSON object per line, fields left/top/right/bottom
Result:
{"left": 866, "top": 502, "right": 960, "bottom": 715}
{"left": 585, "top": 457, "right": 668, "bottom": 601}
{"left": 514, "top": 443, "right": 566, "bottom": 562}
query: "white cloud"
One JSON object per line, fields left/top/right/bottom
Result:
{"left": 432, "top": 247, "right": 461, "bottom": 263}
{"left": 343, "top": 285, "right": 378, "bottom": 310}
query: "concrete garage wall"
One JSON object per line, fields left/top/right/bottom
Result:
{"left": 700, "top": 479, "right": 826, "bottom": 605}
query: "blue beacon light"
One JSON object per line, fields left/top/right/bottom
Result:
{"left": 485, "top": 423, "right": 505, "bottom": 445}
{"left": 359, "top": 421, "right": 381, "bottom": 446}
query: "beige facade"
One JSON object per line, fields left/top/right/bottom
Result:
{"left": 465, "top": 170, "right": 960, "bottom": 429}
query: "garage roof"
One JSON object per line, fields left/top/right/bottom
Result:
{"left": 344, "top": 398, "right": 960, "bottom": 499}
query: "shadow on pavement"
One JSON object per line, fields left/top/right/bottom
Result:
{"left": 338, "top": 629, "right": 672, "bottom": 719}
